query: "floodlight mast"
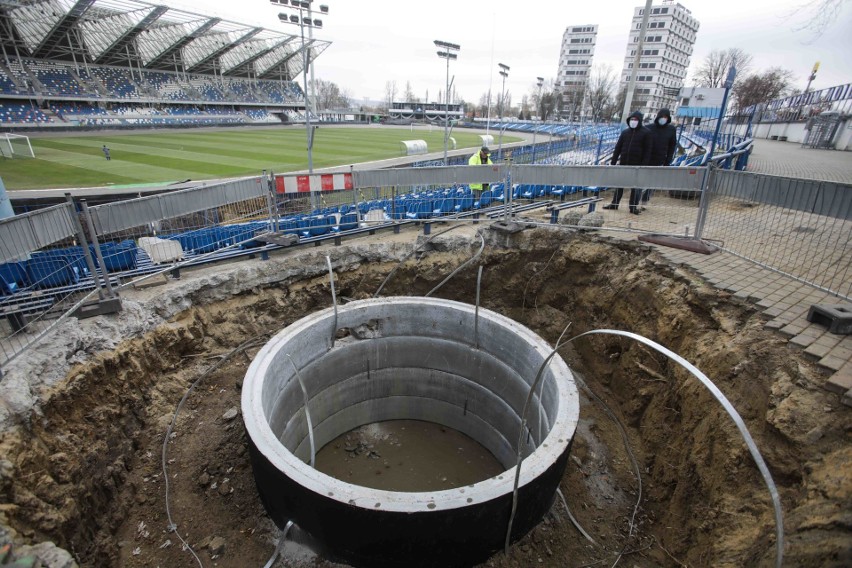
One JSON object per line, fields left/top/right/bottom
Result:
{"left": 532, "top": 76, "right": 544, "bottom": 162}
{"left": 435, "top": 39, "right": 460, "bottom": 166}
{"left": 497, "top": 63, "right": 509, "bottom": 156}
{"left": 273, "top": 0, "right": 329, "bottom": 210}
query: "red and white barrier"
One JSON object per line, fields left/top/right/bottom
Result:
{"left": 275, "top": 173, "right": 353, "bottom": 194}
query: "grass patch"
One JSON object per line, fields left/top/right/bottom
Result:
{"left": 1, "top": 127, "right": 519, "bottom": 190}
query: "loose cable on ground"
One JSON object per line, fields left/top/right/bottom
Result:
{"left": 504, "top": 321, "right": 573, "bottom": 554}
{"left": 425, "top": 232, "right": 485, "bottom": 297}
{"left": 474, "top": 265, "right": 483, "bottom": 350}
{"left": 505, "top": 328, "right": 782, "bottom": 568}
{"left": 262, "top": 520, "right": 294, "bottom": 568}
{"left": 521, "top": 247, "right": 560, "bottom": 313}
{"left": 162, "top": 335, "right": 267, "bottom": 568}
{"left": 326, "top": 255, "right": 338, "bottom": 349}
{"left": 373, "top": 223, "right": 477, "bottom": 297}
{"left": 567, "top": 329, "right": 784, "bottom": 568}
{"left": 572, "top": 372, "right": 642, "bottom": 567}
{"left": 287, "top": 354, "right": 316, "bottom": 468}
{"left": 556, "top": 487, "right": 597, "bottom": 546}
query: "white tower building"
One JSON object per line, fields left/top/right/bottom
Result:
{"left": 619, "top": 1, "right": 700, "bottom": 119}
{"left": 556, "top": 24, "right": 597, "bottom": 121}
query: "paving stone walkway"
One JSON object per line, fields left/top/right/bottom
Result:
{"left": 746, "top": 138, "right": 852, "bottom": 183}
{"left": 619, "top": 139, "right": 852, "bottom": 405}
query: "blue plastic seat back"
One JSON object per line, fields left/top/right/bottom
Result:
{"left": 0, "top": 261, "right": 30, "bottom": 289}
{"left": 307, "top": 216, "right": 331, "bottom": 236}
{"left": 100, "top": 241, "right": 138, "bottom": 271}
{"left": 25, "top": 256, "right": 79, "bottom": 288}
{"left": 338, "top": 213, "right": 359, "bottom": 231}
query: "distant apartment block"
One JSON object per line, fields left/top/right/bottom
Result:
{"left": 620, "top": 1, "right": 700, "bottom": 119}
{"left": 557, "top": 24, "right": 597, "bottom": 120}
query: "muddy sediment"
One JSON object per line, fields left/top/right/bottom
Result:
{"left": 0, "top": 226, "right": 849, "bottom": 567}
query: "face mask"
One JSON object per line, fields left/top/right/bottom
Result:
{"left": 629, "top": 119, "right": 639, "bottom": 129}
{"left": 658, "top": 117, "right": 668, "bottom": 126}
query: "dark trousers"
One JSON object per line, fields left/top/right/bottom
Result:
{"left": 610, "top": 187, "right": 642, "bottom": 211}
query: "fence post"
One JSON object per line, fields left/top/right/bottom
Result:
{"left": 63, "top": 193, "right": 104, "bottom": 301}
{"left": 263, "top": 171, "right": 279, "bottom": 233}
{"left": 503, "top": 161, "right": 513, "bottom": 222}
{"left": 80, "top": 199, "right": 117, "bottom": 298}
{"left": 694, "top": 166, "right": 716, "bottom": 241}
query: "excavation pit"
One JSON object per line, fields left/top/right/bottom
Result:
{"left": 241, "top": 297, "right": 580, "bottom": 568}
{"left": 0, "top": 231, "right": 847, "bottom": 568}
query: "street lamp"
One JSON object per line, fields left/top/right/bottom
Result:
{"left": 272, "top": 0, "right": 328, "bottom": 210}
{"left": 498, "top": 63, "right": 510, "bottom": 120}
{"left": 435, "top": 39, "right": 460, "bottom": 166}
{"left": 532, "top": 76, "right": 544, "bottom": 163}
{"left": 497, "top": 63, "right": 509, "bottom": 156}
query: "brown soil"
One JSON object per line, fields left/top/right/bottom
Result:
{"left": 1, "top": 229, "right": 850, "bottom": 568}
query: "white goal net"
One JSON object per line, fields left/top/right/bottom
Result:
{"left": 0, "top": 133, "right": 35, "bottom": 158}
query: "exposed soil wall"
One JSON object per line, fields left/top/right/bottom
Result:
{"left": 0, "top": 227, "right": 849, "bottom": 567}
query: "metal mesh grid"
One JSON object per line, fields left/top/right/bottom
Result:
{"left": 702, "top": 172, "right": 852, "bottom": 300}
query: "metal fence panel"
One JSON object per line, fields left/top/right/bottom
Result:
{"left": 1, "top": 201, "right": 104, "bottom": 369}
{"left": 715, "top": 170, "right": 852, "bottom": 221}
{"left": 355, "top": 165, "right": 507, "bottom": 188}
{"left": 514, "top": 165, "right": 707, "bottom": 190}
{"left": 704, "top": 170, "right": 852, "bottom": 299}
{"left": 90, "top": 177, "right": 266, "bottom": 235}
{"left": 0, "top": 203, "right": 77, "bottom": 263}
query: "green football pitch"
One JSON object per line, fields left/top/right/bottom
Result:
{"left": 0, "top": 127, "right": 521, "bottom": 191}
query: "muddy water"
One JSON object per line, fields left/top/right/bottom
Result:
{"left": 314, "top": 420, "right": 505, "bottom": 492}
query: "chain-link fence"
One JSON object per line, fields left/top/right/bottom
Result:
{"left": 0, "top": 201, "right": 111, "bottom": 369}
{"left": 86, "top": 176, "right": 277, "bottom": 287}
{"left": 699, "top": 170, "right": 852, "bottom": 300}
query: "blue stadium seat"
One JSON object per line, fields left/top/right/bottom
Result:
{"left": 25, "top": 257, "right": 79, "bottom": 289}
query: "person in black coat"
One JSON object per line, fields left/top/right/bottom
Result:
{"left": 641, "top": 108, "right": 678, "bottom": 206}
{"left": 603, "top": 110, "right": 651, "bottom": 214}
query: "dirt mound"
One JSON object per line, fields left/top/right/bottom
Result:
{"left": 0, "top": 229, "right": 849, "bottom": 567}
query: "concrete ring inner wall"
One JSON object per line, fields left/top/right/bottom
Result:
{"left": 242, "top": 297, "right": 580, "bottom": 567}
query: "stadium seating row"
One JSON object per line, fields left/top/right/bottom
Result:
{"left": 0, "top": 57, "right": 305, "bottom": 105}
{"left": 0, "top": 101, "right": 280, "bottom": 125}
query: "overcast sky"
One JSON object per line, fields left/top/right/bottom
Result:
{"left": 173, "top": 0, "right": 851, "bottom": 104}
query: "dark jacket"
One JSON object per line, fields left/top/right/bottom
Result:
{"left": 649, "top": 108, "right": 677, "bottom": 166}
{"left": 610, "top": 111, "right": 651, "bottom": 166}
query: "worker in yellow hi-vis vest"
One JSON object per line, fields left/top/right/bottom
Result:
{"left": 468, "top": 146, "right": 492, "bottom": 192}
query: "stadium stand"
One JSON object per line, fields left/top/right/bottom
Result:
{"left": 0, "top": 0, "right": 328, "bottom": 130}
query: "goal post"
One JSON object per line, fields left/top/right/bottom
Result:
{"left": 0, "top": 134, "right": 35, "bottom": 158}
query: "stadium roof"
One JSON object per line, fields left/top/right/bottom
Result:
{"left": 0, "top": 0, "right": 331, "bottom": 80}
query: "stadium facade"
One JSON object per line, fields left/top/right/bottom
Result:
{"left": 556, "top": 24, "right": 597, "bottom": 121}
{"left": 619, "top": 0, "right": 699, "bottom": 118}
{"left": 0, "top": 0, "right": 331, "bottom": 129}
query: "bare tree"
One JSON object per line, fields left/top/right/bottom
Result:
{"left": 562, "top": 85, "right": 586, "bottom": 121}
{"left": 612, "top": 86, "right": 627, "bottom": 122}
{"left": 585, "top": 65, "right": 617, "bottom": 123}
{"left": 733, "top": 67, "right": 796, "bottom": 110}
{"left": 789, "top": 0, "right": 849, "bottom": 41}
{"left": 540, "top": 90, "right": 559, "bottom": 122}
{"left": 520, "top": 94, "right": 530, "bottom": 120}
{"left": 693, "top": 48, "right": 753, "bottom": 88}
{"left": 477, "top": 92, "right": 490, "bottom": 118}
{"left": 403, "top": 81, "right": 419, "bottom": 104}
{"left": 384, "top": 80, "right": 397, "bottom": 111}
{"left": 312, "top": 79, "right": 350, "bottom": 110}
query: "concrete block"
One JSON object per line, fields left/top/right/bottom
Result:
{"left": 807, "top": 304, "right": 852, "bottom": 334}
